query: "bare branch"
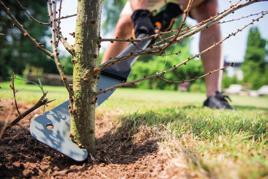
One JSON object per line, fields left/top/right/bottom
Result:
{"left": 6, "top": 92, "right": 53, "bottom": 129}
{"left": 0, "top": 76, "right": 53, "bottom": 137}
{"left": 59, "top": 33, "right": 75, "bottom": 55}
{"left": 100, "top": 10, "right": 268, "bottom": 45}
{"left": 98, "top": 0, "right": 261, "bottom": 71}
{"left": 97, "top": 12, "right": 266, "bottom": 95}
{"left": 0, "top": 0, "right": 53, "bottom": 58}
{"left": 101, "top": 37, "right": 142, "bottom": 43}
{"left": 0, "top": 117, "right": 9, "bottom": 139}
{"left": 9, "top": 73, "right": 21, "bottom": 117}
{"left": 55, "top": 0, "right": 75, "bottom": 56}
{"left": 152, "top": 0, "right": 261, "bottom": 47}
{"left": 159, "top": 0, "right": 194, "bottom": 53}
{"left": 58, "top": 13, "right": 76, "bottom": 20}
{"left": 16, "top": 0, "right": 50, "bottom": 25}
{"left": 47, "top": 0, "right": 73, "bottom": 98}
{"left": 159, "top": 66, "right": 226, "bottom": 84}
{"left": 57, "top": 0, "right": 63, "bottom": 46}
{"left": 220, "top": 10, "right": 268, "bottom": 24}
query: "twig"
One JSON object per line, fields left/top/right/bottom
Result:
{"left": 6, "top": 92, "right": 53, "bottom": 129}
{"left": 55, "top": 0, "right": 75, "bottom": 55}
{"left": 159, "top": 66, "right": 226, "bottom": 84}
{"left": 47, "top": 0, "right": 73, "bottom": 97}
{"left": 0, "top": 116, "right": 9, "bottom": 139}
{"left": 98, "top": 0, "right": 260, "bottom": 71}
{"left": 163, "top": 0, "right": 262, "bottom": 44}
{"left": 100, "top": 6, "right": 267, "bottom": 47}
{"left": 16, "top": 0, "right": 50, "bottom": 25}
{"left": 159, "top": 0, "right": 194, "bottom": 54}
{"left": 59, "top": 33, "right": 75, "bottom": 55}
{"left": 9, "top": 73, "right": 21, "bottom": 116}
{"left": 220, "top": 10, "right": 268, "bottom": 24}
{"left": 59, "top": 35, "right": 75, "bottom": 55}
{"left": 0, "top": 0, "right": 53, "bottom": 58}
{"left": 57, "top": 13, "right": 76, "bottom": 20}
{"left": 101, "top": 37, "right": 141, "bottom": 43}
{"left": 56, "top": 0, "right": 63, "bottom": 46}
{"left": 97, "top": 12, "right": 265, "bottom": 95}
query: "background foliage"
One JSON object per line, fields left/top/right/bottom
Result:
{"left": 242, "top": 27, "right": 268, "bottom": 89}
{"left": 128, "top": 41, "right": 203, "bottom": 90}
{"left": 0, "top": 0, "right": 58, "bottom": 80}
{"left": 1, "top": 1, "right": 267, "bottom": 91}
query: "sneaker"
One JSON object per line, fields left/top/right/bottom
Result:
{"left": 203, "top": 91, "right": 233, "bottom": 109}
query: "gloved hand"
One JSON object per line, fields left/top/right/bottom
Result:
{"left": 152, "top": 3, "right": 183, "bottom": 31}
{"left": 131, "top": 9, "right": 155, "bottom": 38}
{"left": 131, "top": 3, "right": 183, "bottom": 38}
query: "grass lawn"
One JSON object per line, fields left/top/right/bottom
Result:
{"left": 1, "top": 81, "right": 268, "bottom": 178}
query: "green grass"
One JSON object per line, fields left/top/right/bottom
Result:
{"left": 0, "top": 80, "right": 68, "bottom": 105}
{"left": 1, "top": 81, "right": 268, "bottom": 178}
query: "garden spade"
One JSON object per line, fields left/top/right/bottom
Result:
{"left": 30, "top": 34, "right": 152, "bottom": 161}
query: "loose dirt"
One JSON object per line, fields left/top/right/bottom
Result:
{"left": 0, "top": 100, "right": 197, "bottom": 178}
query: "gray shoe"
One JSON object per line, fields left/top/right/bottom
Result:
{"left": 203, "top": 91, "right": 233, "bottom": 109}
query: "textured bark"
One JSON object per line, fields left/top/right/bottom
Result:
{"left": 70, "top": 0, "right": 101, "bottom": 153}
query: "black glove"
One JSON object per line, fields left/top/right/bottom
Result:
{"left": 131, "top": 9, "right": 155, "bottom": 38}
{"left": 152, "top": 3, "right": 183, "bottom": 31}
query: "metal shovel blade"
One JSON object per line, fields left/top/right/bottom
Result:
{"left": 30, "top": 34, "right": 152, "bottom": 161}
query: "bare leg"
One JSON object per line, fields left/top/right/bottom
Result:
{"left": 191, "top": 0, "right": 223, "bottom": 97}
{"left": 102, "top": 15, "right": 133, "bottom": 63}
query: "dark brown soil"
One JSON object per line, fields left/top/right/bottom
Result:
{"left": 0, "top": 100, "right": 196, "bottom": 178}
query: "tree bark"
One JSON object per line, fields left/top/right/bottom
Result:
{"left": 70, "top": 0, "right": 101, "bottom": 153}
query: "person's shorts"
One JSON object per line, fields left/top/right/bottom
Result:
{"left": 120, "top": 0, "right": 207, "bottom": 16}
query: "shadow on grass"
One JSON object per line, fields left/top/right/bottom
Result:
{"left": 0, "top": 118, "right": 158, "bottom": 178}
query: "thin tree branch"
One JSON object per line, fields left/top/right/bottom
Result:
{"left": 159, "top": 66, "right": 226, "bottom": 84}
{"left": 16, "top": 0, "right": 50, "bottom": 25}
{"left": 97, "top": 12, "right": 265, "bottom": 95}
{"left": 59, "top": 33, "right": 75, "bottom": 55}
{"left": 47, "top": 0, "right": 73, "bottom": 98}
{"left": 220, "top": 10, "right": 268, "bottom": 24}
{"left": 55, "top": 0, "right": 75, "bottom": 55}
{"left": 56, "top": 0, "right": 63, "bottom": 46}
{"left": 159, "top": 0, "right": 193, "bottom": 53}
{"left": 98, "top": 0, "right": 260, "bottom": 71}
{"left": 57, "top": 13, "right": 76, "bottom": 20}
{"left": 10, "top": 73, "right": 21, "bottom": 117}
{"left": 94, "top": 5, "right": 268, "bottom": 46}
{"left": 0, "top": 0, "right": 53, "bottom": 58}
{"left": 6, "top": 92, "right": 53, "bottom": 129}
{"left": 0, "top": 115, "right": 9, "bottom": 139}
{"left": 152, "top": 0, "right": 256, "bottom": 48}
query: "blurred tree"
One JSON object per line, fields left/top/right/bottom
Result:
{"left": 129, "top": 40, "right": 203, "bottom": 90}
{"left": 0, "top": 0, "right": 57, "bottom": 80}
{"left": 222, "top": 75, "right": 239, "bottom": 89}
{"left": 242, "top": 27, "right": 268, "bottom": 89}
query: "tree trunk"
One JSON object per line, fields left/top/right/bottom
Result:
{"left": 70, "top": 0, "right": 101, "bottom": 153}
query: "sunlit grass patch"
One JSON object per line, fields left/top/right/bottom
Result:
{"left": 121, "top": 107, "right": 268, "bottom": 178}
